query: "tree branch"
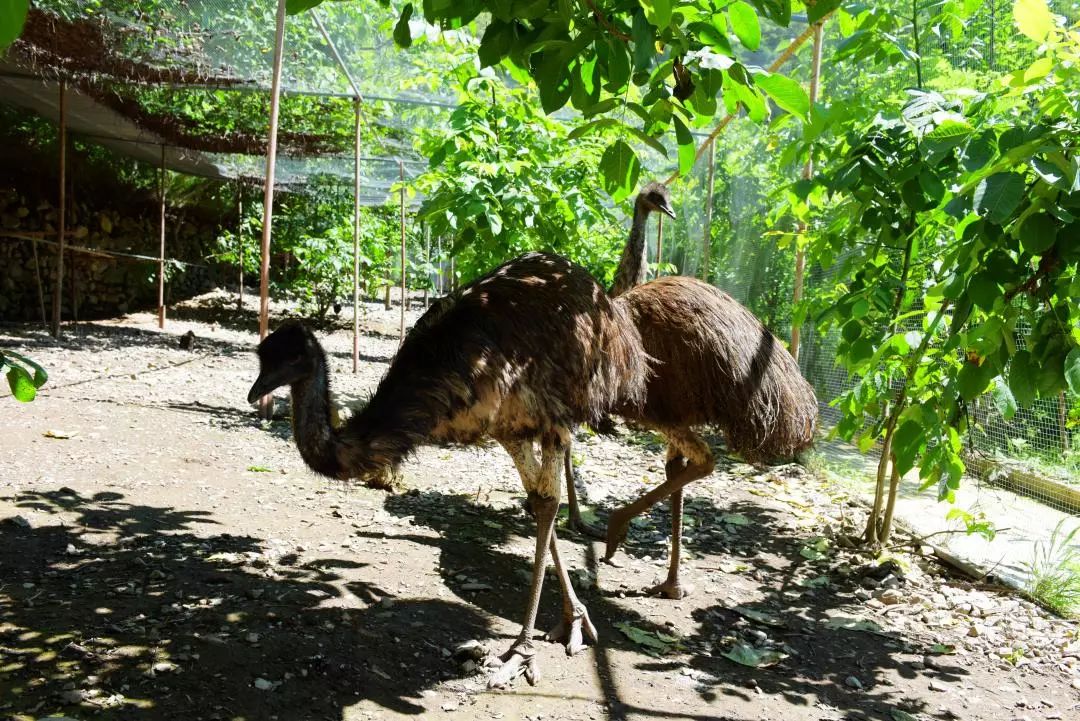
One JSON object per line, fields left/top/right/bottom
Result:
{"left": 582, "top": 0, "right": 631, "bottom": 42}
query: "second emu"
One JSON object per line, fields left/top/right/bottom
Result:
{"left": 567, "top": 181, "right": 818, "bottom": 599}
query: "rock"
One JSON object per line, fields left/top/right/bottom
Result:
{"left": 877, "top": 588, "right": 904, "bottom": 605}
{"left": 441, "top": 701, "right": 459, "bottom": 711}
{"left": 844, "top": 675, "right": 863, "bottom": 689}
{"left": 254, "top": 677, "right": 274, "bottom": 691}
{"left": 380, "top": 597, "right": 395, "bottom": 609}
{"left": 454, "top": 640, "right": 487, "bottom": 660}
{"left": 460, "top": 582, "right": 493, "bottom": 591}
{"left": 928, "top": 679, "right": 949, "bottom": 692}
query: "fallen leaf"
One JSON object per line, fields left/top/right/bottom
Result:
{"left": 44, "top": 429, "right": 74, "bottom": 439}
{"left": 720, "top": 513, "right": 751, "bottom": 526}
{"left": 733, "top": 606, "right": 786, "bottom": 627}
{"left": 929, "top": 643, "right": 956, "bottom": 655}
{"left": 614, "top": 622, "right": 677, "bottom": 654}
{"left": 721, "top": 642, "right": 786, "bottom": 668}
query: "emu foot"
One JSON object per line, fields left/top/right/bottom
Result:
{"left": 545, "top": 605, "right": 598, "bottom": 656}
{"left": 602, "top": 507, "right": 633, "bottom": 562}
{"left": 647, "top": 578, "right": 694, "bottom": 600}
{"left": 486, "top": 640, "right": 539, "bottom": 689}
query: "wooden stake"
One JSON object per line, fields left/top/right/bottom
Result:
{"left": 790, "top": 20, "right": 825, "bottom": 363}
{"left": 158, "top": 144, "right": 167, "bottom": 329}
{"left": 399, "top": 159, "right": 406, "bottom": 343}
{"left": 51, "top": 78, "right": 67, "bottom": 338}
{"left": 32, "top": 239, "right": 46, "bottom": 327}
{"left": 701, "top": 138, "right": 715, "bottom": 282}
{"left": 258, "top": 0, "right": 289, "bottom": 418}
{"left": 353, "top": 99, "right": 362, "bottom": 374}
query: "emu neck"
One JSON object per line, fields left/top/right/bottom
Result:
{"left": 610, "top": 201, "right": 652, "bottom": 297}
{"left": 289, "top": 355, "right": 342, "bottom": 479}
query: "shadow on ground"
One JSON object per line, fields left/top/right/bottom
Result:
{"left": 376, "top": 481, "right": 971, "bottom": 721}
{"left": 0, "top": 488, "right": 489, "bottom": 720}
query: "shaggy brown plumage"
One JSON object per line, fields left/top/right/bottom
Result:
{"left": 248, "top": 250, "right": 648, "bottom": 687}
{"left": 561, "top": 181, "right": 818, "bottom": 599}
{"left": 616, "top": 276, "right": 817, "bottom": 461}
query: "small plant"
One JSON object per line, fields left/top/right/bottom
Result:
{"left": 1023, "top": 520, "right": 1080, "bottom": 618}
{"left": 1, "top": 350, "right": 47, "bottom": 402}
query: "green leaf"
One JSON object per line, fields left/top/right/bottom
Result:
{"left": 0, "top": 0, "right": 28, "bottom": 51}
{"left": 991, "top": 376, "right": 1017, "bottom": 420}
{"left": 1018, "top": 212, "right": 1058, "bottom": 255}
{"left": 3, "top": 350, "right": 47, "bottom": 388}
{"left": 285, "top": 0, "right": 324, "bottom": 14}
{"left": 957, "top": 360, "right": 994, "bottom": 401}
{"left": 247, "top": 465, "right": 273, "bottom": 473}
{"left": 974, "top": 173, "right": 1025, "bottom": 225}
{"left": 393, "top": 3, "right": 414, "bottom": 49}
{"left": 722, "top": 642, "right": 786, "bottom": 668}
{"left": 1065, "top": 347, "right": 1080, "bottom": 395}
{"left": 600, "top": 140, "right": 641, "bottom": 202}
{"left": 640, "top": 0, "right": 673, "bottom": 29}
{"left": 967, "top": 273, "right": 1001, "bottom": 311}
{"left": 754, "top": 73, "right": 809, "bottom": 120}
{"left": 6, "top": 365, "right": 36, "bottom": 402}
{"left": 720, "top": 513, "right": 751, "bottom": 526}
{"left": 892, "top": 420, "right": 924, "bottom": 476}
{"left": 1014, "top": 0, "right": 1054, "bottom": 43}
{"left": 728, "top": 2, "right": 761, "bottom": 51}
{"left": 632, "top": 9, "right": 656, "bottom": 72}
{"left": 1009, "top": 350, "right": 1037, "bottom": 407}
{"left": 478, "top": 20, "right": 513, "bottom": 68}
{"left": 807, "top": 0, "right": 842, "bottom": 25}
{"left": 673, "top": 115, "right": 695, "bottom": 177}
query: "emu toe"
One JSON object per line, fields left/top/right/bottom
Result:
{"left": 647, "top": 578, "right": 694, "bottom": 600}
{"left": 486, "top": 641, "right": 539, "bottom": 689}
{"left": 545, "top": 605, "right": 598, "bottom": 656}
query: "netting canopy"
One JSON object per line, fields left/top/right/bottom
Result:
{"left": 1, "top": 0, "right": 470, "bottom": 202}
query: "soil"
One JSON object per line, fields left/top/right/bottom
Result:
{"left": 2, "top": 290, "right": 1078, "bottom": 721}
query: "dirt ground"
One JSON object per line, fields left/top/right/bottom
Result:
{"left": 2, "top": 290, "right": 1079, "bottom": 721}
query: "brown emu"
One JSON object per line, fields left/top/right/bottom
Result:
{"left": 248, "top": 251, "right": 648, "bottom": 687}
{"left": 565, "top": 182, "right": 818, "bottom": 599}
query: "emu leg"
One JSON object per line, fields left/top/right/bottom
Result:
{"left": 544, "top": 531, "right": 597, "bottom": 655}
{"left": 562, "top": 445, "right": 604, "bottom": 539}
{"left": 646, "top": 488, "right": 693, "bottom": 599}
{"left": 604, "top": 429, "right": 714, "bottom": 570}
{"left": 488, "top": 436, "right": 566, "bottom": 689}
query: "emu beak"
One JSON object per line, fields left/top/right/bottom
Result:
{"left": 659, "top": 200, "right": 676, "bottom": 220}
{"left": 247, "top": 370, "right": 283, "bottom": 404}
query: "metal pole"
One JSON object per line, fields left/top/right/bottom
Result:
{"left": 398, "top": 159, "right": 406, "bottom": 343}
{"left": 51, "top": 78, "right": 67, "bottom": 338}
{"left": 701, "top": 138, "right": 715, "bottom": 283}
{"left": 258, "top": 0, "right": 289, "bottom": 418}
{"left": 237, "top": 181, "right": 243, "bottom": 311}
{"left": 353, "top": 99, "right": 362, "bottom": 373}
{"left": 790, "top": 21, "right": 825, "bottom": 363}
{"left": 158, "top": 144, "right": 167, "bottom": 329}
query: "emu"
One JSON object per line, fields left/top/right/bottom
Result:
{"left": 248, "top": 252, "right": 648, "bottom": 687}
{"left": 565, "top": 182, "right": 818, "bottom": 598}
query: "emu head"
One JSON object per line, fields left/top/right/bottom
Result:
{"left": 638, "top": 181, "right": 676, "bottom": 219}
{"left": 247, "top": 320, "right": 320, "bottom": 403}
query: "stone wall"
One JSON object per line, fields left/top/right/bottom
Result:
{"left": 0, "top": 185, "right": 223, "bottom": 321}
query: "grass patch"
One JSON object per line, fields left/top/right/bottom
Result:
{"left": 1024, "top": 520, "right": 1080, "bottom": 618}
